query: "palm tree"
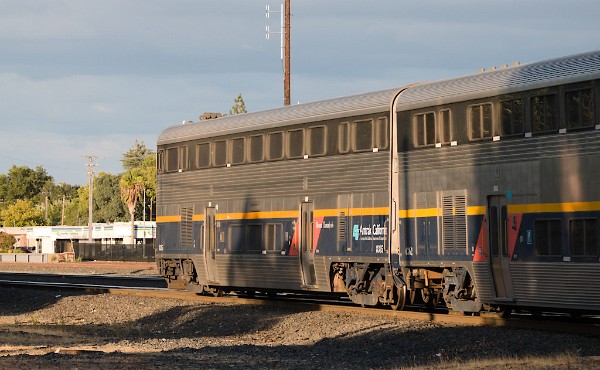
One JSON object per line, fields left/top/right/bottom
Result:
{"left": 120, "top": 170, "right": 144, "bottom": 245}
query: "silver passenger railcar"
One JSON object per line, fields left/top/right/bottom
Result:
{"left": 157, "top": 50, "right": 600, "bottom": 314}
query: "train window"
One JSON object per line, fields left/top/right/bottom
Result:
{"left": 308, "top": 126, "right": 326, "bottom": 156}
{"left": 413, "top": 112, "right": 435, "bottom": 147}
{"left": 287, "top": 129, "right": 304, "bottom": 158}
{"left": 439, "top": 109, "right": 452, "bottom": 144}
{"left": 228, "top": 224, "right": 244, "bottom": 252}
{"left": 249, "top": 134, "right": 264, "bottom": 163}
{"left": 265, "top": 223, "right": 283, "bottom": 252}
{"left": 570, "top": 218, "right": 598, "bottom": 256}
{"left": 353, "top": 119, "right": 373, "bottom": 151}
{"left": 375, "top": 117, "right": 389, "bottom": 149}
{"left": 157, "top": 150, "right": 164, "bottom": 172}
{"left": 180, "top": 145, "right": 189, "bottom": 170}
{"left": 246, "top": 224, "right": 263, "bottom": 251}
{"left": 213, "top": 140, "right": 227, "bottom": 167}
{"left": 566, "top": 89, "right": 594, "bottom": 129}
{"left": 531, "top": 94, "right": 558, "bottom": 133}
{"left": 166, "top": 147, "right": 178, "bottom": 172}
{"left": 268, "top": 131, "right": 284, "bottom": 160}
{"left": 534, "top": 219, "right": 562, "bottom": 256}
{"left": 231, "top": 137, "right": 245, "bottom": 165}
{"left": 196, "top": 143, "right": 210, "bottom": 168}
{"left": 500, "top": 99, "right": 524, "bottom": 136}
{"left": 338, "top": 122, "right": 350, "bottom": 153}
{"left": 469, "top": 103, "right": 493, "bottom": 140}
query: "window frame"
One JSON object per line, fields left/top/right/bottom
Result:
{"left": 499, "top": 98, "right": 525, "bottom": 137}
{"left": 413, "top": 111, "right": 436, "bottom": 147}
{"left": 352, "top": 119, "right": 374, "bottom": 152}
{"left": 308, "top": 125, "right": 326, "bottom": 157}
{"left": 230, "top": 137, "right": 246, "bottom": 166}
{"left": 196, "top": 142, "right": 211, "bottom": 169}
{"left": 468, "top": 103, "right": 493, "bottom": 141}
{"left": 287, "top": 128, "right": 305, "bottom": 159}
{"left": 212, "top": 139, "right": 228, "bottom": 167}
{"left": 531, "top": 93, "right": 558, "bottom": 133}
{"left": 338, "top": 122, "right": 350, "bottom": 154}
{"left": 267, "top": 131, "right": 284, "bottom": 161}
{"left": 248, "top": 134, "right": 265, "bottom": 163}
{"left": 565, "top": 88, "right": 595, "bottom": 130}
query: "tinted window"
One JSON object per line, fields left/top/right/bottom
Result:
{"left": 157, "top": 150, "right": 164, "bottom": 172}
{"left": 469, "top": 103, "right": 493, "bottom": 140}
{"left": 246, "top": 224, "right": 263, "bottom": 251}
{"left": 288, "top": 129, "right": 304, "bottom": 158}
{"left": 180, "top": 146, "right": 189, "bottom": 170}
{"left": 353, "top": 119, "right": 373, "bottom": 151}
{"left": 196, "top": 143, "right": 210, "bottom": 168}
{"left": 265, "top": 223, "right": 283, "bottom": 252}
{"left": 414, "top": 112, "right": 435, "bottom": 146}
{"left": 440, "top": 109, "right": 452, "bottom": 144}
{"left": 570, "top": 218, "right": 598, "bottom": 256}
{"left": 268, "top": 132, "right": 284, "bottom": 160}
{"left": 535, "top": 219, "right": 562, "bottom": 256}
{"left": 500, "top": 99, "right": 524, "bottom": 136}
{"left": 532, "top": 95, "right": 558, "bottom": 132}
{"left": 249, "top": 135, "right": 264, "bottom": 163}
{"left": 213, "top": 140, "right": 227, "bottom": 167}
{"left": 566, "top": 89, "right": 594, "bottom": 129}
{"left": 228, "top": 225, "right": 243, "bottom": 252}
{"left": 338, "top": 122, "right": 350, "bottom": 153}
{"left": 375, "top": 117, "right": 389, "bottom": 149}
{"left": 167, "top": 147, "right": 178, "bottom": 172}
{"left": 231, "top": 137, "right": 245, "bottom": 165}
{"left": 308, "top": 126, "right": 325, "bottom": 156}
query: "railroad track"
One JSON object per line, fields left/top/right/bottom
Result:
{"left": 1, "top": 272, "right": 598, "bottom": 338}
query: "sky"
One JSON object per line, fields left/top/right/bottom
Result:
{"left": 1, "top": 1, "right": 599, "bottom": 185}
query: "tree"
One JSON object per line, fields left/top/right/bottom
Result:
{"left": 0, "top": 199, "right": 45, "bottom": 227}
{"left": 138, "top": 155, "right": 157, "bottom": 221}
{"left": 94, "top": 172, "right": 128, "bottom": 223}
{"left": 121, "top": 141, "right": 154, "bottom": 172}
{"left": 120, "top": 169, "right": 144, "bottom": 244}
{"left": 0, "top": 165, "right": 53, "bottom": 203}
{"left": 0, "top": 232, "right": 16, "bottom": 249}
{"left": 229, "top": 93, "right": 247, "bottom": 115}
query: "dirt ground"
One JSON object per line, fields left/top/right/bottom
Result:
{"left": 1, "top": 262, "right": 599, "bottom": 369}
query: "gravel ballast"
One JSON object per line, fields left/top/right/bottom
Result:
{"left": 1, "top": 262, "right": 599, "bottom": 369}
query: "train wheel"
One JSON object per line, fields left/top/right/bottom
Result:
{"left": 390, "top": 284, "right": 407, "bottom": 311}
{"left": 421, "top": 288, "right": 433, "bottom": 308}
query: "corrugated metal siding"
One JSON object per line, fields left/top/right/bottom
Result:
{"left": 509, "top": 263, "right": 600, "bottom": 310}
{"left": 398, "top": 130, "right": 600, "bottom": 173}
{"left": 158, "top": 90, "right": 398, "bottom": 145}
{"left": 396, "top": 50, "right": 600, "bottom": 111}
{"left": 159, "top": 151, "right": 389, "bottom": 206}
{"left": 472, "top": 262, "right": 496, "bottom": 301}
{"left": 214, "top": 255, "right": 304, "bottom": 290}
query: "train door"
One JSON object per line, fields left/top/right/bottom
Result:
{"left": 204, "top": 206, "right": 219, "bottom": 283}
{"left": 299, "top": 202, "right": 317, "bottom": 286}
{"left": 487, "top": 195, "right": 513, "bottom": 299}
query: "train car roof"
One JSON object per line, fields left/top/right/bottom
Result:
{"left": 158, "top": 50, "right": 600, "bottom": 145}
{"left": 395, "top": 50, "right": 600, "bottom": 111}
{"left": 158, "top": 88, "right": 399, "bottom": 145}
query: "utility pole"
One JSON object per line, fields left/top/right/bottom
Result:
{"left": 266, "top": 0, "right": 291, "bottom": 106}
{"left": 83, "top": 155, "right": 97, "bottom": 243}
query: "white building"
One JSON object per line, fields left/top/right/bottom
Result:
{"left": 1, "top": 221, "right": 155, "bottom": 254}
